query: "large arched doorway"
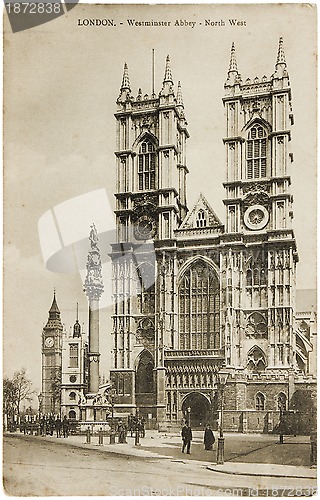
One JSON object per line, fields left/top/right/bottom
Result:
{"left": 182, "top": 393, "right": 211, "bottom": 429}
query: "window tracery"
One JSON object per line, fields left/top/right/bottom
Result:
{"left": 246, "top": 125, "right": 267, "bottom": 179}
{"left": 179, "top": 261, "right": 220, "bottom": 349}
{"left": 138, "top": 140, "right": 156, "bottom": 190}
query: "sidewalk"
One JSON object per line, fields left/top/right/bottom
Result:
{"left": 10, "top": 430, "right": 316, "bottom": 480}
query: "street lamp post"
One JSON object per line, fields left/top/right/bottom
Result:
{"left": 216, "top": 370, "right": 229, "bottom": 465}
{"left": 187, "top": 406, "right": 191, "bottom": 427}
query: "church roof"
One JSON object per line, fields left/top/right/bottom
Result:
{"left": 178, "top": 193, "right": 223, "bottom": 232}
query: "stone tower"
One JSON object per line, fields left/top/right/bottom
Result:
{"left": 110, "top": 56, "right": 190, "bottom": 422}
{"left": 41, "top": 291, "right": 63, "bottom": 414}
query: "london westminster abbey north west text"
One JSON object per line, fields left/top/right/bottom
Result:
{"left": 42, "top": 39, "right": 316, "bottom": 433}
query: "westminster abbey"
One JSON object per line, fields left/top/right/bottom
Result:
{"left": 42, "top": 40, "right": 316, "bottom": 432}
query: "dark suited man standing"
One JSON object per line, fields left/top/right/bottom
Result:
{"left": 181, "top": 422, "right": 192, "bottom": 454}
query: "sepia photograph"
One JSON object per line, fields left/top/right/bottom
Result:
{"left": 3, "top": 2, "right": 317, "bottom": 496}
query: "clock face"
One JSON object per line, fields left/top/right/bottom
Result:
{"left": 45, "top": 337, "right": 54, "bottom": 348}
{"left": 244, "top": 205, "right": 269, "bottom": 231}
{"left": 134, "top": 216, "right": 156, "bottom": 240}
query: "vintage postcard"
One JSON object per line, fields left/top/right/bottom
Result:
{"left": 3, "top": 2, "right": 317, "bottom": 497}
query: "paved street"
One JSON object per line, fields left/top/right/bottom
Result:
{"left": 3, "top": 433, "right": 317, "bottom": 497}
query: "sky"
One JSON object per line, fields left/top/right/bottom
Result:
{"left": 3, "top": 3, "right": 317, "bottom": 399}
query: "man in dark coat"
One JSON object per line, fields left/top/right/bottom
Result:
{"left": 181, "top": 423, "right": 192, "bottom": 454}
{"left": 55, "top": 416, "right": 62, "bottom": 438}
{"left": 204, "top": 424, "right": 215, "bottom": 450}
{"left": 62, "top": 416, "right": 69, "bottom": 438}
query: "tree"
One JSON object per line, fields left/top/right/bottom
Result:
{"left": 3, "top": 369, "right": 34, "bottom": 419}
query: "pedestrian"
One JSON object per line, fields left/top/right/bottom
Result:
{"left": 55, "top": 415, "right": 62, "bottom": 438}
{"left": 62, "top": 416, "right": 69, "bottom": 438}
{"left": 49, "top": 415, "right": 55, "bottom": 436}
{"left": 204, "top": 424, "right": 215, "bottom": 451}
{"left": 118, "top": 421, "right": 127, "bottom": 443}
{"left": 181, "top": 422, "right": 192, "bottom": 454}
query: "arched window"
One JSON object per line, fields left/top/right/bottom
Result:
{"left": 255, "top": 392, "right": 265, "bottom": 410}
{"left": 246, "top": 125, "right": 267, "bottom": 179}
{"left": 69, "top": 392, "right": 77, "bottom": 401}
{"left": 277, "top": 393, "right": 287, "bottom": 411}
{"left": 247, "top": 346, "right": 267, "bottom": 371}
{"left": 179, "top": 261, "right": 220, "bottom": 350}
{"left": 68, "top": 410, "right": 76, "bottom": 420}
{"left": 136, "top": 351, "right": 154, "bottom": 393}
{"left": 138, "top": 140, "right": 156, "bottom": 190}
{"left": 136, "top": 262, "right": 155, "bottom": 315}
{"left": 196, "top": 209, "right": 207, "bottom": 228}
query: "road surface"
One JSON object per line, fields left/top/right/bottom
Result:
{"left": 3, "top": 434, "right": 317, "bottom": 496}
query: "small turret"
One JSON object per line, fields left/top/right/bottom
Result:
{"left": 160, "top": 55, "right": 175, "bottom": 97}
{"left": 117, "top": 63, "right": 131, "bottom": 103}
{"left": 272, "top": 37, "right": 289, "bottom": 82}
{"left": 225, "top": 42, "right": 242, "bottom": 89}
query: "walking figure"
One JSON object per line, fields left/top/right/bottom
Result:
{"left": 204, "top": 424, "right": 215, "bottom": 451}
{"left": 62, "top": 416, "right": 69, "bottom": 438}
{"left": 181, "top": 422, "right": 192, "bottom": 454}
{"left": 55, "top": 416, "right": 62, "bottom": 438}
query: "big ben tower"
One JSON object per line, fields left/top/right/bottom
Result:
{"left": 110, "top": 56, "right": 189, "bottom": 421}
{"left": 221, "top": 39, "right": 299, "bottom": 417}
{"left": 42, "top": 291, "right": 63, "bottom": 414}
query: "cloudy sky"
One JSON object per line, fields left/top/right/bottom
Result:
{"left": 4, "top": 3, "right": 317, "bottom": 397}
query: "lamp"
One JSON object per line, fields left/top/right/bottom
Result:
{"left": 216, "top": 369, "right": 229, "bottom": 465}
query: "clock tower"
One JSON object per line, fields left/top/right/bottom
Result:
{"left": 42, "top": 291, "right": 63, "bottom": 414}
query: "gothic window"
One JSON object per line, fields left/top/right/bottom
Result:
{"left": 255, "top": 392, "right": 266, "bottom": 411}
{"left": 246, "top": 125, "right": 267, "bottom": 179}
{"left": 136, "top": 351, "right": 154, "bottom": 393}
{"left": 69, "top": 392, "right": 76, "bottom": 401}
{"left": 138, "top": 140, "right": 156, "bottom": 190}
{"left": 247, "top": 346, "right": 267, "bottom": 371}
{"left": 69, "top": 344, "right": 78, "bottom": 368}
{"left": 277, "top": 393, "right": 287, "bottom": 411}
{"left": 68, "top": 410, "right": 77, "bottom": 420}
{"left": 196, "top": 209, "right": 207, "bottom": 228}
{"left": 178, "top": 261, "right": 220, "bottom": 350}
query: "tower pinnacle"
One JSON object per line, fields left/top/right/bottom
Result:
{"left": 225, "top": 42, "right": 241, "bottom": 88}
{"left": 160, "top": 55, "right": 175, "bottom": 97}
{"left": 276, "top": 37, "right": 286, "bottom": 66}
{"left": 176, "top": 81, "right": 184, "bottom": 108}
{"left": 272, "top": 37, "right": 288, "bottom": 82}
{"left": 163, "top": 55, "right": 173, "bottom": 84}
{"left": 229, "top": 42, "right": 238, "bottom": 72}
{"left": 121, "top": 63, "right": 131, "bottom": 91}
{"left": 117, "top": 63, "right": 131, "bottom": 103}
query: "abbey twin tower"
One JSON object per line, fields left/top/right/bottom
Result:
{"left": 41, "top": 39, "right": 316, "bottom": 433}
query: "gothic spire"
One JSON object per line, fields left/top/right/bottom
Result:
{"left": 225, "top": 42, "right": 241, "bottom": 88}
{"left": 176, "top": 81, "right": 184, "bottom": 107}
{"left": 163, "top": 55, "right": 173, "bottom": 84}
{"left": 276, "top": 37, "right": 286, "bottom": 66}
{"left": 120, "top": 62, "right": 131, "bottom": 92}
{"left": 272, "top": 37, "right": 288, "bottom": 81}
{"left": 228, "top": 42, "right": 238, "bottom": 73}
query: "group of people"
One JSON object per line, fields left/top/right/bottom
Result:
{"left": 20, "top": 415, "right": 70, "bottom": 438}
{"left": 181, "top": 422, "right": 215, "bottom": 455}
{"left": 127, "top": 414, "right": 146, "bottom": 438}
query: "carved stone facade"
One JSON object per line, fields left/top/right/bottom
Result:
{"left": 109, "top": 41, "right": 316, "bottom": 432}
